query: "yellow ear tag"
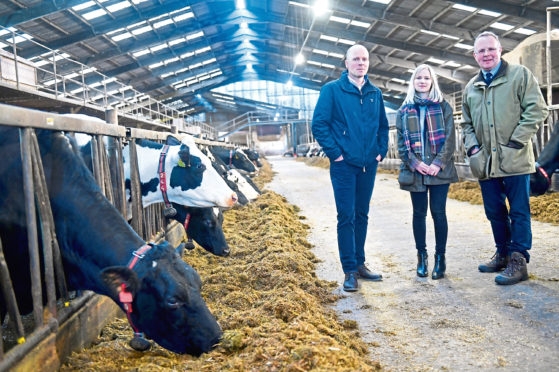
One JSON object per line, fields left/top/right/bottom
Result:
{"left": 178, "top": 159, "right": 186, "bottom": 167}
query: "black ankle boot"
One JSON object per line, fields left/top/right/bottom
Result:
{"left": 417, "top": 251, "right": 428, "bottom": 277}
{"left": 432, "top": 253, "right": 446, "bottom": 280}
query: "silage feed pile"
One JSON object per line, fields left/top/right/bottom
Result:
{"left": 61, "top": 165, "right": 381, "bottom": 371}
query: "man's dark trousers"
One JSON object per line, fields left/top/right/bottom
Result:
{"left": 330, "top": 160, "right": 378, "bottom": 273}
{"left": 479, "top": 174, "right": 532, "bottom": 262}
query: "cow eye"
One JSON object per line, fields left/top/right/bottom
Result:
{"left": 166, "top": 297, "right": 181, "bottom": 309}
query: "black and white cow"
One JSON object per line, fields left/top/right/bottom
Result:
{"left": 172, "top": 203, "right": 229, "bottom": 256}
{"left": 210, "top": 146, "right": 257, "bottom": 173}
{"left": 531, "top": 124, "right": 559, "bottom": 196}
{"left": 227, "top": 169, "right": 261, "bottom": 202}
{"left": 123, "top": 137, "right": 238, "bottom": 209}
{"left": 199, "top": 145, "right": 249, "bottom": 206}
{"left": 0, "top": 127, "right": 222, "bottom": 355}
{"left": 244, "top": 148, "right": 262, "bottom": 167}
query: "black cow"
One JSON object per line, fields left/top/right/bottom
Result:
{"left": 171, "top": 203, "right": 230, "bottom": 257}
{"left": 0, "top": 127, "right": 221, "bottom": 355}
{"left": 531, "top": 124, "right": 559, "bottom": 196}
{"left": 210, "top": 146, "right": 257, "bottom": 173}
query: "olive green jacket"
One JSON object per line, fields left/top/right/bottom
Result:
{"left": 461, "top": 60, "right": 548, "bottom": 180}
{"left": 396, "top": 100, "right": 459, "bottom": 192}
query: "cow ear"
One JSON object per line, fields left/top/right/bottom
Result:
{"left": 100, "top": 266, "right": 140, "bottom": 298}
{"left": 178, "top": 145, "right": 191, "bottom": 167}
{"left": 165, "top": 135, "right": 181, "bottom": 146}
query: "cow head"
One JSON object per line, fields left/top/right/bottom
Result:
{"left": 101, "top": 242, "right": 222, "bottom": 355}
{"left": 169, "top": 145, "right": 206, "bottom": 190}
{"left": 530, "top": 167, "right": 551, "bottom": 196}
{"left": 173, "top": 204, "right": 230, "bottom": 256}
{"left": 232, "top": 149, "right": 257, "bottom": 173}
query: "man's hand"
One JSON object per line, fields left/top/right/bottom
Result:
{"left": 376, "top": 154, "right": 382, "bottom": 162}
{"left": 334, "top": 155, "right": 344, "bottom": 162}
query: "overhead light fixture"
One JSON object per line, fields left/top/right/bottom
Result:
{"left": 313, "top": 0, "right": 329, "bottom": 17}
{"left": 295, "top": 53, "right": 305, "bottom": 65}
{"left": 286, "top": 80, "right": 293, "bottom": 88}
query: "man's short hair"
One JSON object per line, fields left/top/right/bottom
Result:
{"left": 474, "top": 31, "right": 501, "bottom": 50}
{"left": 345, "top": 44, "right": 367, "bottom": 60}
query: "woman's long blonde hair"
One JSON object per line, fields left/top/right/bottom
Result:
{"left": 402, "top": 64, "right": 444, "bottom": 105}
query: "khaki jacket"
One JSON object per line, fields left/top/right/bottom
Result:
{"left": 461, "top": 61, "right": 548, "bottom": 180}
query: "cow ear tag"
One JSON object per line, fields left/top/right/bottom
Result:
{"left": 177, "top": 159, "right": 186, "bottom": 167}
{"left": 119, "top": 290, "right": 133, "bottom": 304}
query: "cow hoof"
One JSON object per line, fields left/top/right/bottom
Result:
{"left": 129, "top": 336, "right": 151, "bottom": 351}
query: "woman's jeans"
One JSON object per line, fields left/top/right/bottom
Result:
{"left": 330, "top": 160, "right": 378, "bottom": 273}
{"left": 410, "top": 184, "right": 450, "bottom": 255}
{"left": 478, "top": 174, "right": 531, "bottom": 262}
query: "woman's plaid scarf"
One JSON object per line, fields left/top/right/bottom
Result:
{"left": 400, "top": 97, "right": 446, "bottom": 169}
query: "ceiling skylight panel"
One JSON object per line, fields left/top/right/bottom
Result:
{"left": 351, "top": 20, "right": 370, "bottom": 28}
{"left": 186, "top": 31, "right": 204, "bottom": 40}
{"left": 313, "top": 49, "right": 329, "bottom": 55}
{"left": 150, "top": 44, "right": 167, "bottom": 52}
{"left": 330, "top": 16, "right": 350, "bottom": 24}
{"left": 491, "top": 22, "right": 514, "bottom": 31}
{"left": 169, "top": 38, "right": 186, "bottom": 46}
{"left": 442, "top": 34, "right": 459, "bottom": 40}
{"left": 160, "top": 72, "right": 174, "bottom": 78}
{"left": 420, "top": 29, "right": 440, "bottom": 36}
{"left": 112, "top": 32, "right": 133, "bottom": 42}
{"left": 454, "top": 42, "right": 473, "bottom": 50}
{"left": 452, "top": 4, "right": 476, "bottom": 12}
{"left": 106, "top": 1, "right": 131, "bottom": 13}
{"left": 0, "top": 27, "right": 16, "bottom": 36}
{"left": 82, "top": 8, "right": 107, "bottom": 20}
{"left": 189, "top": 62, "right": 202, "bottom": 69}
{"left": 322, "top": 63, "right": 335, "bottom": 69}
{"left": 307, "top": 60, "right": 321, "bottom": 66}
{"left": 444, "top": 61, "right": 461, "bottom": 67}
{"left": 7, "top": 33, "right": 33, "bottom": 44}
{"left": 427, "top": 57, "right": 445, "bottom": 64}
{"left": 133, "top": 49, "right": 150, "bottom": 57}
{"left": 514, "top": 28, "right": 536, "bottom": 35}
{"left": 164, "top": 57, "right": 179, "bottom": 64}
{"left": 72, "top": 1, "right": 107, "bottom": 11}
{"left": 479, "top": 9, "right": 501, "bottom": 17}
{"left": 132, "top": 25, "right": 153, "bottom": 35}
{"left": 338, "top": 38, "right": 355, "bottom": 45}
{"left": 149, "top": 61, "right": 164, "bottom": 69}
{"left": 195, "top": 46, "right": 211, "bottom": 54}
{"left": 181, "top": 51, "right": 195, "bottom": 59}
{"left": 320, "top": 35, "right": 338, "bottom": 42}
{"left": 368, "top": 0, "right": 391, "bottom": 4}
{"left": 202, "top": 58, "right": 217, "bottom": 65}
{"left": 154, "top": 19, "right": 174, "bottom": 29}
{"left": 330, "top": 52, "right": 344, "bottom": 58}
{"left": 173, "top": 12, "right": 194, "bottom": 22}
{"left": 289, "top": 1, "right": 310, "bottom": 9}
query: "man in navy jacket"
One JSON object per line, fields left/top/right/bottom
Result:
{"left": 312, "top": 44, "right": 389, "bottom": 292}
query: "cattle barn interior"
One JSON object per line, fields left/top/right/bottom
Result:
{"left": 0, "top": 1, "right": 558, "bottom": 371}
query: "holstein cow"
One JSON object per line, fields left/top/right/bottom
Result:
{"left": 0, "top": 127, "right": 222, "bottom": 355}
{"left": 77, "top": 133, "right": 233, "bottom": 256}
{"left": 172, "top": 204, "right": 229, "bottom": 256}
{"left": 244, "top": 148, "right": 262, "bottom": 167}
{"left": 124, "top": 138, "right": 237, "bottom": 210}
{"left": 198, "top": 145, "right": 250, "bottom": 206}
{"left": 210, "top": 146, "right": 257, "bottom": 173}
{"left": 227, "top": 169, "right": 261, "bottom": 202}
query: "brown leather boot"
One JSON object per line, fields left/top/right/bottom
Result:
{"left": 495, "top": 252, "right": 528, "bottom": 285}
{"left": 478, "top": 252, "right": 509, "bottom": 273}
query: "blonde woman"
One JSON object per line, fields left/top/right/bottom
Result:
{"left": 396, "top": 64, "right": 458, "bottom": 279}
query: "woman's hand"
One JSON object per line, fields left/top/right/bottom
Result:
{"left": 428, "top": 164, "right": 441, "bottom": 176}
{"left": 416, "top": 162, "right": 430, "bottom": 175}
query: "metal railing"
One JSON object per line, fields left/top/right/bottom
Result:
{"left": 216, "top": 110, "right": 305, "bottom": 138}
{"left": 0, "top": 26, "right": 215, "bottom": 138}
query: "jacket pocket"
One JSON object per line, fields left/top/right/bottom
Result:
{"left": 398, "top": 169, "right": 415, "bottom": 186}
{"left": 469, "top": 147, "right": 488, "bottom": 179}
{"left": 499, "top": 144, "right": 531, "bottom": 173}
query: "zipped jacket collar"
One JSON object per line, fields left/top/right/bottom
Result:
{"left": 340, "top": 70, "right": 375, "bottom": 95}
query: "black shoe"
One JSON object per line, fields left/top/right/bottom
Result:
{"left": 432, "top": 253, "right": 446, "bottom": 280}
{"left": 343, "top": 272, "right": 359, "bottom": 292}
{"left": 417, "top": 251, "right": 428, "bottom": 277}
{"left": 357, "top": 264, "right": 383, "bottom": 281}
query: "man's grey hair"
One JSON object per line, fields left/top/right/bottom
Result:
{"left": 474, "top": 31, "right": 501, "bottom": 50}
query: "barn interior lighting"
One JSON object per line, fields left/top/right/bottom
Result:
{"left": 286, "top": 80, "right": 293, "bottom": 88}
{"left": 295, "top": 53, "right": 305, "bottom": 65}
{"left": 313, "top": 0, "right": 329, "bottom": 17}
{"left": 240, "top": 21, "right": 248, "bottom": 29}
{"left": 368, "top": 0, "right": 391, "bottom": 4}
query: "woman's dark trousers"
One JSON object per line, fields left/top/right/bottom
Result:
{"left": 410, "top": 184, "right": 450, "bottom": 255}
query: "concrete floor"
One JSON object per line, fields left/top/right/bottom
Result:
{"left": 267, "top": 156, "right": 559, "bottom": 372}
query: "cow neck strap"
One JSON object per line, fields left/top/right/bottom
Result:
{"left": 158, "top": 145, "right": 177, "bottom": 217}
{"left": 183, "top": 213, "right": 192, "bottom": 231}
{"left": 536, "top": 163, "right": 552, "bottom": 186}
{"left": 119, "top": 243, "right": 153, "bottom": 337}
